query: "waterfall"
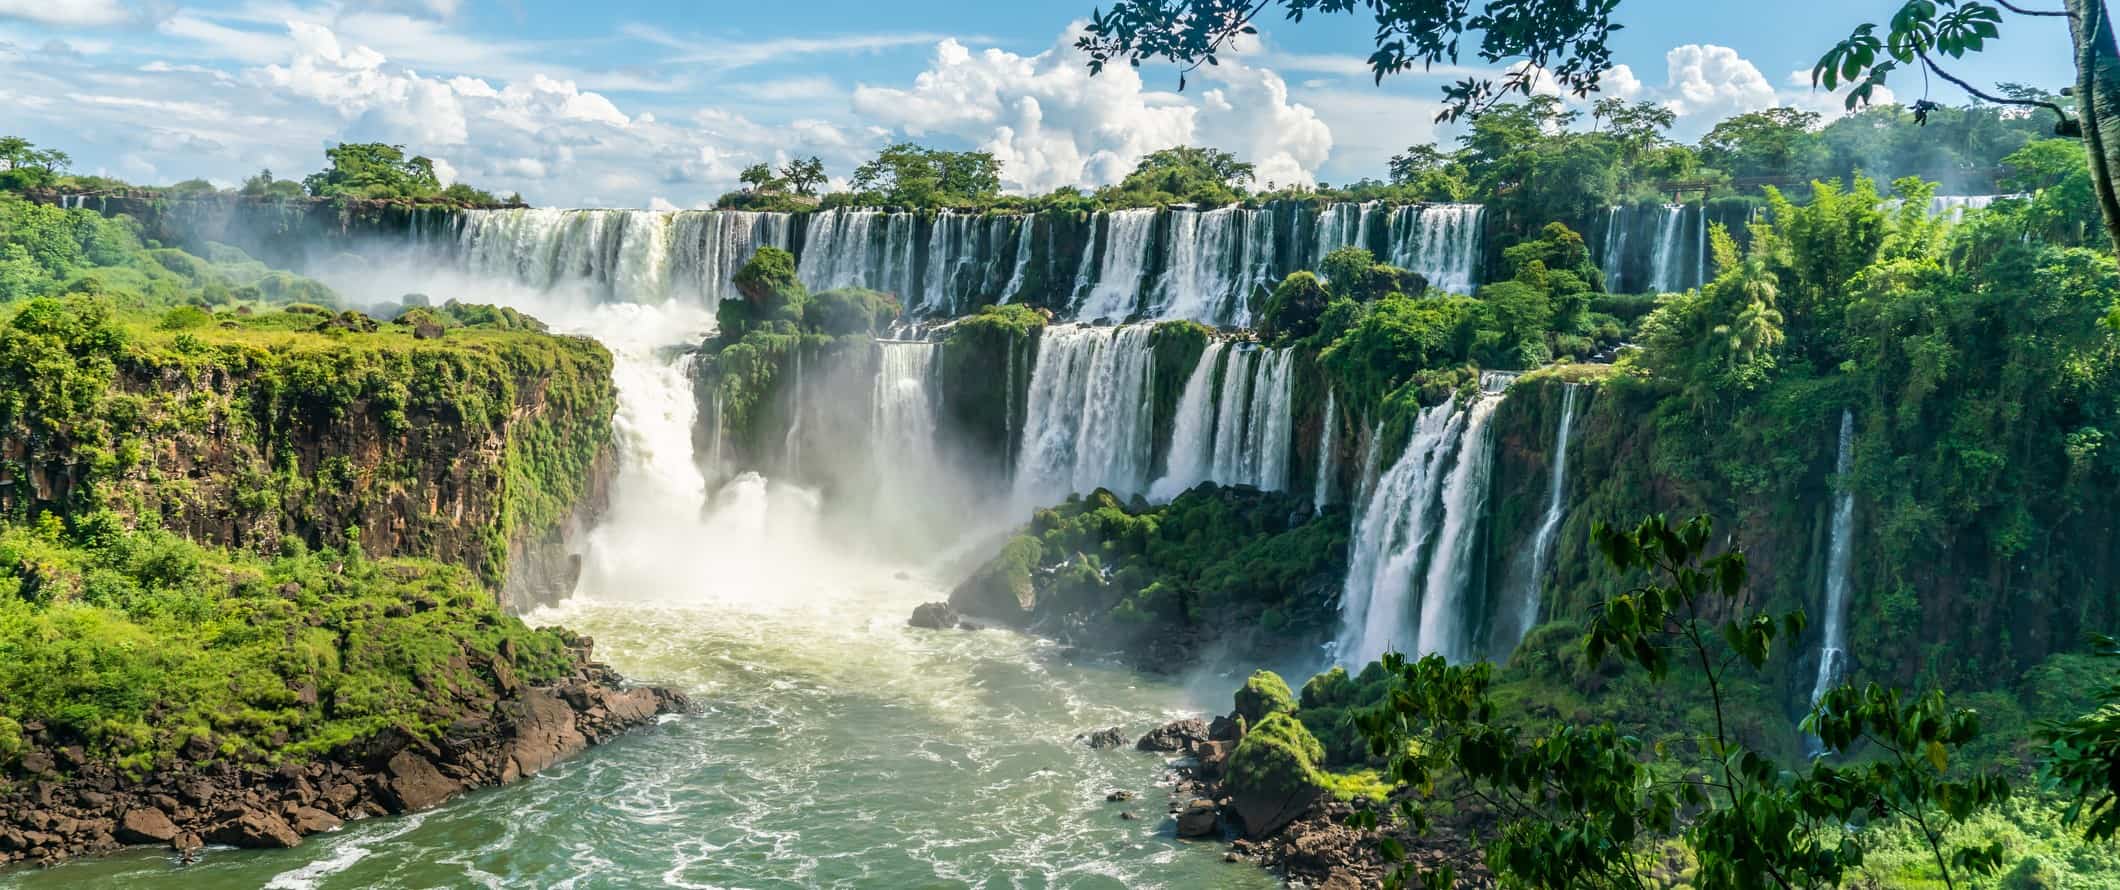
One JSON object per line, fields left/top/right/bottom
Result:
{"left": 1385, "top": 204, "right": 1485, "bottom": 295}
{"left": 1074, "top": 210, "right": 1158, "bottom": 321}
{"left": 1599, "top": 207, "right": 1629, "bottom": 294}
{"left": 1249, "top": 348, "right": 1296, "bottom": 491}
{"left": 1647, "top": 204, "right": 1688, "bottom": 293}
{"left": 1338, "top": 405, "right": 1465, "bottom": 667}
{"left": 1013, "top": 324, "right": 1157, "bottom": 505}
{"left": 873, "top": 341, "right": 940, "bottom": 468}
{"left": 1809, "top": 409, "right": 1859, "bottom": 714}
{"left": 1000, "top": 214, "right": 1036, "bottom": 304}
{"left": 1155, "top": 207, "right": 1245, "bottom": 327}
{"left": 1312, "top": 202, "right": 1374, "bottom": 263}
{"left": 1337, "top": 383, "right": 1509, "bottom": 666}
{"left": 1314, "top": 390, "right": 1338, "bottom": 511}
{"left": 1508, "top": 383, "right": 1581, "bottom": 649}
{"left": 782, "top": 347, "right": 805, "bottom": 477}
{"left": 437, "top": 208, "right": 793, "bottom": 304}
{"left": 1152, "top": 341, "right": 1227, "bottom": 501}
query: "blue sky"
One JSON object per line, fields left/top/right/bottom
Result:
{"left": 0, "top": 1, "right": 2079, "bottom": 207}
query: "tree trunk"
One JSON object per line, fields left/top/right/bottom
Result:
{"left": 2066, "top": 0, "right": 2120, "bottom": 254}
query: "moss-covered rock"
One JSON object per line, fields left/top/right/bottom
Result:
{"left": 1235, "top": 669, "right": 1297, "bottom": 726}
{"left": 1224, "top": 711, "right": 1330, "bottom": 839}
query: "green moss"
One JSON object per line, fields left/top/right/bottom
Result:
{"left": 0, "top": 520, "right": 579, "bottom": 773}
{"left": 1236, "top": 669, "right": 1297, "bottom": 725}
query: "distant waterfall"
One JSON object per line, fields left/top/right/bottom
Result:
{"left": 439, "top": 208, "right": 794, "bottom": 304}
{"left": 1598, "top": 204, "right": 1706, "bottom": 294}
{"left": 1150, "top": 342, "right": 1296, "bottom": 499}
{"left": 1337, "top": 380, "right": 1509, "bottom": 666}
{"left": 1809, "top": 410, "right": 1859, "bottom": 713}
{"left": 419, "top": 202, "right": 1489, "bottom": 325}
{"left": 1074, "top": 210, "right": 1158, "bottom": 321}
{"left": 1507, "top": 383, "right": 1582, "bottom": 648}
{"left": 1384, "top": 204, "right": 1486, "bottom": 295}
{"left": 1013, "top": 324, "right": 1158, "bottom": 504}
{"left": 873, "top": 341, "right": 941, "bottom": 468}
{"left": 1314, "top": 390, "right": 1339, "bottom": 511}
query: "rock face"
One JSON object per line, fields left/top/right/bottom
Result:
{"left": 907, "top": 601, "right": 961, "bottom": 630}
{"left": 0, "top": 655, "right": 687, "bottom": 867}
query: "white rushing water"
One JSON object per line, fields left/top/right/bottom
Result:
{"left": 1012, "top": 324, "right": 1157, "bottom": 506}
{"left": 437, "top": 208, "right": 795, "bottom": 305}
{"left": 1508, "top": 383, "right": 1582, "bottom": 650}
{"left": 1809, "top": 409, "right": 1859, "bottom": 715}
{"left": 1074, "top": 209, "right": 1158, "bottom": 321}
{"left": 1149, "top": 341, "right": 1296, "bottom": 500}
{"left": 1336, "top": 381, "right": 1509, "bottom": 667}
{"left": 1599, "top": 203, "right": 1706, "bottom": 294}
{"left": 1313, "top": 390, "right": 1339, "bottom": 511}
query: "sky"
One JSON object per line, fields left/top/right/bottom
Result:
{"left": 0, "top": 0, "right": 2081, "bottom": 208}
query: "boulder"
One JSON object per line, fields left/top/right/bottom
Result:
{"left": 1224, "top": 713, "right": 1328, "bottom": 840}
{"left": 1176, "top": 799, "right": 1220, "bottom": 838}
{"left": 289, "top": 807, "right": 342, "bottom": 835}
{"left": 377, "top": 751, "right": 463, "bottom": 813}
{"left": 600, "top": 687, "right": 662, "bottom": 726}
{"left": 1136, "top": 718, "right": 1210, "bottom": 753}
{"left": 1232, "top": 670, "right": 1296, "bottom": 727}
{"left": 207, "top": 808, "right": 302, "bottom": 849}
{"left": 946, "top": 537, "right": 1043, "bottom": 626}
{"left": 115, "top": 808, "right": 179, "bottom": 845}
{"left": 1080, "top": 727, "right": 1127, "bottom": 750}
{"left": 502, "top": 688, "right": 590, "bottom": 781}
{"left": 907, "top": 601, "right": 961, "bottom": 630}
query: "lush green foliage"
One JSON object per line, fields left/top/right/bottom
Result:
{"left": 0, "top": 517, "right": 577, "bottom": 773}
{"left": 846, "top": 143, "right": 1003, "bottom": 209}
{"left": 1339, "top": 515, "right": 2009, "bottom": 890}
{"left": 1099, "top": 146, "right": 1256, "bottom": 207}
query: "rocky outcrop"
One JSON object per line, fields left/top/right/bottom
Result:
{"left": 0, "top": 656, "right": 685, "bottom": 867}
{"left": 907, "top": 601, "right": 962, "bottom": 630}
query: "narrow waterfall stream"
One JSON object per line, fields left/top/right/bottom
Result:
{"left": 1809, "top": 409, "right": 1859, "bottom": 716}
{"left": 1504, "top": 383, "right": 1582, "bottom": 650}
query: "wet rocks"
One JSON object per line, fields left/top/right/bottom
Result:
{"left": 1079, "top": 727, "right": 1128, "bottom": 750}
{"left": 907, "top": 601, "right": 961, "bottom": 630}
{"left": 1105, "top": 790, "right": 1136, "bottom": 802}
{"left": 0, "top": 648, "right": 689, "bottom": 867}
{"left": 114, "top": 808, "right": 178, "bottom": 845}
{"left": 1176, "top": 799, "right": 1220, "bottom": 838}
{"left": 1135, "top": 718, "right": 1210, "bottom": 753}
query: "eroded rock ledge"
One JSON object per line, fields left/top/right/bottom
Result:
{"left": 0, "top": 648, "right": 686, "bottom": 867}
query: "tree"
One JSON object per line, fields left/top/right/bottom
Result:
{"left": 1700, "top": 108, "right": 1827, "bottom": 180}
{"left": 739, "top": 162, "right": 784, "bottom": 193}
{"left": 1109, "top": 146, "right": 1256, "bottom": 205}
{"left": 0, "top": 137, "right": 68, "bottom": 190}
{"left": 302, "top": 143, "right": 444, "bottom": 200}
{"left": 240, "top": 169, "right": 305, "bottom": 200}
{"left": 1815, "top": 0, "right": 2120, "bottom": 253}
{"left": 1350, "top": 514, "right": 2009, "bottom": 890}
{"left": 779, "top": 156, "right": 827, "bottom": 196}
{"left": 1080, "top": 0, "right": 2120, "bottom": 254}
{"left": 851, "top": 143, "right": 1002, "bottom": 207}
{"left": 1077, "top": 0, "right": 1623, "bottom": 121}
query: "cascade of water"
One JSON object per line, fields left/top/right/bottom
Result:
{"left": 1075, "top": 210, "right": 1158, "bottom": 321}
{"left": 1599, "top": 207, "right": 1630, "bottom": 294}
{"left": 1511, "top": 383, "right": 1581, "bottom": 646}
{"left": 1312, "top": 202, "right": 1370, "bottom": 264}
{"left": 1155, "top": 207, "right": 1240, "bottom": 326}
{"left": 1250, "top": 348, "right": 1297, "bottom": 491}
{"left": 1314, "top": 390, "right": 1339, "bottom": 511}
{"left": 1809, "top": 409, "right": 1859, "bottom": 714}
{"left": 1000, "top": 215, "right": 1036, "bottom": 303}
{"left": 1151, "top": 341, "right": 1228, "bottom": 501}
{"left": 1338, "top": 405, "right": 1464, "bottom": 667}
{"left": 1413, "top": 391, "right": 1503, "bottom": 662}
{"left": 1208, "top": 348, "right": 1259, "bottom": 483}
{"left": 1386, "top": 204, "right": 1485, "bottom": 295}
{"left": 1013, "top": 325, "right": 1158, "bottom": 504}
{"left": 873, "top": 341, "right": 940, "bottom": 465}
{"left": 782, "top": 346, "right": 805, "bottom": 478}
{"left": 445, "top": 208, "right": 793, "bottom": 305}
{"left": 1647, "top": 204, "right": 1687, "bottom": 293}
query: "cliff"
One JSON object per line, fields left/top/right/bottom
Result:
{"left": 0, "top": 298, "right": 615, "bottom": 609}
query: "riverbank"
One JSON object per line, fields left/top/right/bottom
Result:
{"left": 0, "top": 639, "right": 684, "bottom": 867}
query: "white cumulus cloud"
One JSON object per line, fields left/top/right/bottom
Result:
{"left": 852, "top": 26, "right": 1331, "bottom": 193}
